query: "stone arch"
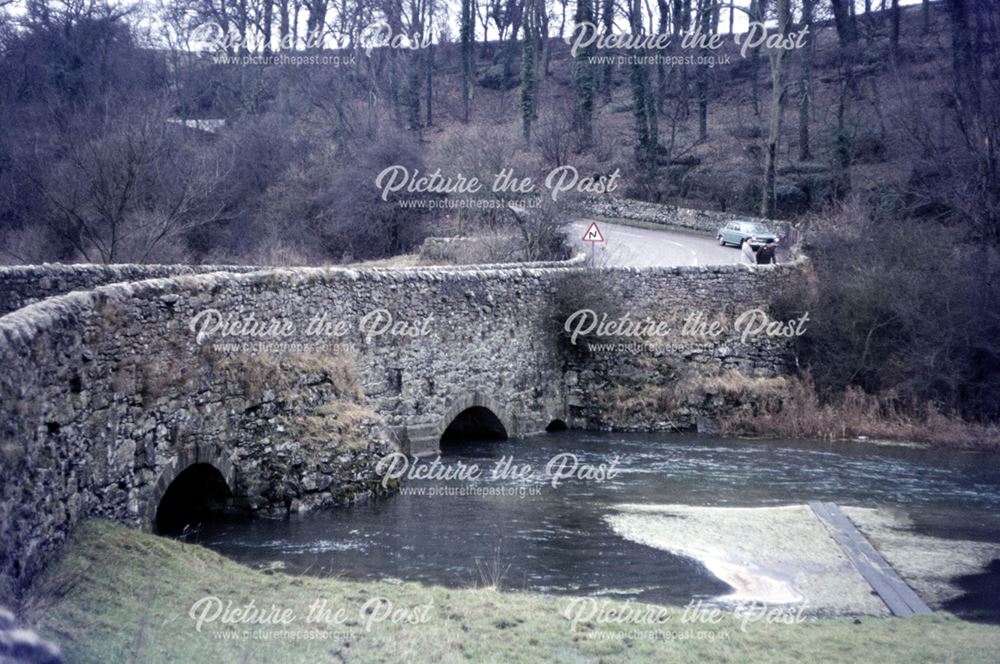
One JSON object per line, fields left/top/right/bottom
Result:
{"left": 545, "top": 418, "right": 569, "bottom": 432}
{"left": 436, "top": 393, "right": 514, "bottom": 446}
{"left": 147, "top": 444, "right": 235, "bottom": 532}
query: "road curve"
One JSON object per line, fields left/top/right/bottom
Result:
{"left": 569, "top": 219, "right": 741, "bottom": 268}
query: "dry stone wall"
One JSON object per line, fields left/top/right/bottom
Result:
{"left": 0, "top": 263, "right": 261, "bottom": 317}
{"left": 574, "top": 196, "right": 781, "bottom": 235}
{"left": 558, "top": 263, "right": 804, "bottom": 431}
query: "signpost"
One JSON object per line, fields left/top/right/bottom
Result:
{"left": 581, "top": 221, "right": 605, "bottom": 263}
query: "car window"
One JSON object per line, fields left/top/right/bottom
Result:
{"left": 752, "top": 224, "right": 771, "bottom": 234}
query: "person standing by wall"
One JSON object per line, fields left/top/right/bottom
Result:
{"left": 741, "top": 237, "right": 757, "bottom": 265}
{"left": 756, "top": 239, "right": 777, "bottom": 264}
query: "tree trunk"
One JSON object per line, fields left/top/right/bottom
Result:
{"left": 504, "top": 0, "right": 523, "bottom": 78}
{"left": 573, "top": 0, "right": 596, "bottom": 147}
{"left": 279, "top": 0, "right": 289, "bottom": 47}
{"left": 656, "top": 0, "right": 668, "bottom": 113}
{"left": 947, "top": 0, "right": 999, "bottom": 241}
{"left": 629, "top": 0, "right": 658, "bottom": 195}
{"left": 426, "top": 0, "right": 434, "bottom": 126}
{"left": 237, "top": 0, "right": 248, "bottom": 54}
{"left": 949, "top": 0, "right": 978, "bottom": 116}
{"left": 306, "top": 0, "right": 327, "bottom": 48}
{"left": 890, "top": 0, "right": 900, "bottom": 55}
{"left": 263, "top": 0, "right": 273, "bottom": 55}
{"left": 833, "top": 77, "right": 852, "bottom": 198}
{"left": 601, "top": 0, "right": 614, "bottom": 102}
{"left": 798, "top": 0, "right": 813, "bottom": 160}
{"left": 749, "top": 0, "right": 769, "bottom": 117}
{"left": 761, "top": 0, "right": 790, "bottom": 217}
{"left": 405, "top": 0, "right": 424, "bottom": 131}
{"left": 521, "top": 7, "right": 538, "bottom": 141}
{"left": 830, "top": 0, "right": 857, "bottom": 47}
{"left": 539, "top": 0, "right": 551, "bottom": 77}
{"left": 673, "top": 0, "right": 690, "bottom": 118}
{"left": 461, "top": 0, "right": 475, "bottom": 122}
{"left": 696, "top": 0, "right": 710, "bottom": 140}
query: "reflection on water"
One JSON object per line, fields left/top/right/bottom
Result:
{"left": 190, "top": 432, "right": 1000, "bottom": 612}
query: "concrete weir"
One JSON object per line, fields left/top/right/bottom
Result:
{"left": 809, "top": 502, "right": 932, "bottom": 617}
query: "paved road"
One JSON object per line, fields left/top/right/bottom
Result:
{"left": 569, "top": 219, "right": 741, "bottom": 267}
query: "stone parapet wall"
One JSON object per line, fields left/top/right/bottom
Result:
{"left": 0, "top": 257, "right": 593, "bottom": 317}
{"left": 0, "top": 263, "right": 262, "bottom": 317}
{"left": 574, "top": 197, "right": 787, "bottom": 237}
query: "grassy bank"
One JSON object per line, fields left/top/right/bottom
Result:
{"left": 23, "top": 520, "right": 1000, "bottom": 663}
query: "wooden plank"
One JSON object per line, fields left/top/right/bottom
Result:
{"left": 809, "top": 501, "right": 933, "bottom": 617}
{"left": 812, "top": 503, "right": 916, "bottom": 617}
{"left": 813, "top": 501, "right": 928, "bottom": 617}
{"left": 810, "top": 501, "right": 915, "bottom": 617}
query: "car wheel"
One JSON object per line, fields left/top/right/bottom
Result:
{"left": 718, "top": 235, "right": 726, "bottom": 246}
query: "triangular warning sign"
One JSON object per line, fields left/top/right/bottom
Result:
{"left": 581, "top": 221, "right": 605, "bottom": 243}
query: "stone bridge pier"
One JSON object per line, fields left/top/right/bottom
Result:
{"left": 396, "top": 391, "right": 563, "bottom": 456}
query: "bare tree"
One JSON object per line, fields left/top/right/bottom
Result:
{"left": 536, "top": 111, "right": 573, "bottom": 167}
{"left": 798, "top": 0, "right": 814, "bottom": 160}
{"left": 461, "top": 0, "right": 475, "bottom": 121}
{"left": 760, "top": 0, "right": 789, "bottom": 217}
{"left": 34, "top": 107, "right": 229, "bottom": 263}
{"left": 829, "top": 0, "right": 856, "bottom": 47}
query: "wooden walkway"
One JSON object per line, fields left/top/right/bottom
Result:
{"left": 809, "top": 501, "right": 933, "bottom": 617}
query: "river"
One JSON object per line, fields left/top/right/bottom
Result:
{"left": 190, "top": 432, "right": 1000, "bottom": 619}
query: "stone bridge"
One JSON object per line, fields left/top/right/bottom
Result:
{"left": 0, "top": 253, "right": 805, "bottom": 605}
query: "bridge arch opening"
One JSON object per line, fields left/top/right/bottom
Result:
{"left": 546, "top": 419, "right": 568, "bottom": 432}
{"left": 440, "top": 406, "right": 509, "bottom": 447}
{"left": 154, "top": 463, "right": 232, "bottom": 535}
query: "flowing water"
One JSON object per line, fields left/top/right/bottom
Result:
{"left": 191, "top": 432, "right": 1000, "bottom": 618}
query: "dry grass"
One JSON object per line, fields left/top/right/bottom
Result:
{"left": 214, "top": 350, "right": 363, "bottom": 404}
{"left": 722, "top": 374, "right": 1000, "bottom": 450}
{"left": 278, "top": 401, "right": 380, "bottom": 451}
{"left": 140, "top": 355, "right": 201, "bottom": 403}
{"left": 215, "top": 350, "right": 380, "bottom": 451}
{"left": 139, "top": 346, "right": 363, "bottom": 407}
{"left": 349, "top": 253, "right": 423, "bottom": 268}
{"left": 679, "top": 370, "right": 790, "bottom": 406}
{"left": 595, "top": 362, "right": 1000, "bottom": 450}
{"left": 595, "top": 366, "right": 791, "bottom": 431}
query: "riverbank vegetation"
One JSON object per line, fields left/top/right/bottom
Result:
{"left": 723, "top": 374, "right": 1000, "bottom": 450}
{"left": 765, "top": 198, "right": 1000, "bottom": 448}
{"left": 23, "top": 520, "right": 1000, "bottom": 663}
